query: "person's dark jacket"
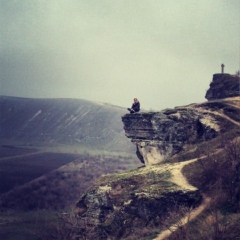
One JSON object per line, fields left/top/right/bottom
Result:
{"left": 132, "top": 101, "right": 140, "bottom": 112}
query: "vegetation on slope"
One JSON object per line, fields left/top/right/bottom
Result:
{"left": 0, "top": 153, "right": 140, "bottom": 211}
{"left": 165, "top": 136, "right": 240, "bottom": 240}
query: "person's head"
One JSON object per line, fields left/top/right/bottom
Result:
{"left": 134, "top": 98, "right": 138, "bottom": 102}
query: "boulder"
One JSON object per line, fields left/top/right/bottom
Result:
{"left": 205, "top": 73, "right": 240, "bottom": 100}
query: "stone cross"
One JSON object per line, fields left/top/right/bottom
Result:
{"left": 221, "top": 63, "right": 225, "bottom": 73}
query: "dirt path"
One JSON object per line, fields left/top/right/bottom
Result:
{"left": 167, "top": 158, "right": 198, "bottom": 190}
{"left": 153, "top": 196, "right": 211, "bottom": 240}
{"left": 153, "top": 156, "right": 211, "bottom": 240}
{"left": 195, "top": 108, "right": 240, "bottom": 127}
{"left": 188, "top": 98, "right": 240, "bottom": 128}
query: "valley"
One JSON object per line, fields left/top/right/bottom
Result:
{"left": 0, "top": 97, "right": 141, "bottom": 239}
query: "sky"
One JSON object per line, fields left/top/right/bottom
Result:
{"left": 0, "top": 0, "right": 239, "bottom": 111}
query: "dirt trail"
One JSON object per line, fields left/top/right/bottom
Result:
{"left": 167, "top": 158, "right": 198, "bottom": 190}
{"left": 154, "top": 196, "right": 211, "bottom": 240}
{"left": 194, "top": 108, "right": 240, "bottom": 127}
{"left": 188, "top": 98, "right": 240, "bottom": 127}
{"left": 153, "top": 156, "right": 211, "bottom": 240}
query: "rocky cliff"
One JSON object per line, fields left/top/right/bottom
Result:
{"left": 75, "top": 74, "right": 240, "bottom": 239}
{"left": 122, "top": 100, "right": 239, "bottom": 166}
{"left": 122, "top": 73, "right": 240, "bottom": 166}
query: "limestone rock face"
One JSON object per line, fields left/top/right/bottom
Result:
{"left": 205, "top": 74, "right": 240, "bottom": 100}
{"left": 122, "top": 107, "right": 221, "bottom": 165}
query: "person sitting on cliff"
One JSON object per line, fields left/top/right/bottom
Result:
{"left": 127, "top": 98, "right": 140, "bottom": 113}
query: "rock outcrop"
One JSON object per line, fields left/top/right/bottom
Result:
{"left": 76, "top": 164, "right": 202, "bottom": 239}
{"left": 122, "top": 107, "right": 221, "bottom": 165}
{"left": 205, "top": 73, "right": 240, "bottom": 100}
{"left": 122, "top": 100, "right": 240, "bottom": 166}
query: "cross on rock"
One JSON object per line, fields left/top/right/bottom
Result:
{"left": 221, "top": 63, "right": 225, "bottom": 73}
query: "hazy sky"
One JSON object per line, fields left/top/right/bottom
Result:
{"left": 1, "top": 0, "right": 239, "bottom": 110}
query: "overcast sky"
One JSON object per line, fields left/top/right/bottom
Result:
{"left": 1, "top": 0, "right": 239, "bottom": 110}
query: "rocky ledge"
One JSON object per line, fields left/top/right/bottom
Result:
{"left": 122, "top": 99, "right": 238, "bottom": 165}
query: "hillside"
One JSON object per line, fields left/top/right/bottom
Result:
{"left": 0, "top": 96, "right": 141, "bottom": 239}
{"left": 0, "top": 96, "right": 134, "bottom": 153}
{"left": 73, "top": 74, "right": 240, "bottom": 239}
{"left": 0, "top": 154, "right": 140, "bottom": 210}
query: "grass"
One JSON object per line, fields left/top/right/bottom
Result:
{"left": 94, "top": 164, "right": 178, "bottom": 202}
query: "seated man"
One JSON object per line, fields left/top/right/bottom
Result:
{"left": 127, "top": 98, "right": 140, "bottom": 113}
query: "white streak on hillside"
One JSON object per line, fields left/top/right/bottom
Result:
{"left": 64, "top": 115, "right": 78, "bottom": 128}
{"left": 29, "top": 110, "right": 42, "bottom": 122}
{"left": 77, "top": 109, "right": 91, "bottom": 121}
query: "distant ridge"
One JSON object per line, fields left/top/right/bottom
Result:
{"left": 0, "top": 96, "right": 134, "bottom": 154}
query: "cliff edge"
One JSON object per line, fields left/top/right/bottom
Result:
{"left": 122, "top": 73, "right": 240, "bottom": 166}
{"left": 75, "top": 74, "right": 240, "bottom": 239}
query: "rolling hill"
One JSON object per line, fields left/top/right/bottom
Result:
{"left": 0, "top": 96, "right": 135, "bottom": 153}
